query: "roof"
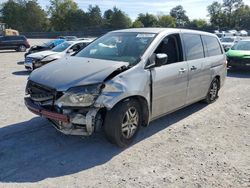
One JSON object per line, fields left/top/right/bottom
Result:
{"left": 111, "top": 27, "right": 216, "bottom": 37}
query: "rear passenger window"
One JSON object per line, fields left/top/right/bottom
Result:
{"left": 202, "top": 36, "right": 222, "bottom": 57}
{"left": 182, "top": 34, "right": 204, "bottom": 61}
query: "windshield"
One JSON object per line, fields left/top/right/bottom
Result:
{"left": 231, "top": 41, "right": 250, "bottom": 51}
{"left": 221, "top": 38, "right": 234, "bottom": 42}
{"left": 76, "top": 32, "right": 156, "bottom": 65}
{"left": 52, "top": 41, "right": 72, "bottom": 52}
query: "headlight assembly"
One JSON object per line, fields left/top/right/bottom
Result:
{"left": 55, "top": 84, "right": 103, "bottom": 107}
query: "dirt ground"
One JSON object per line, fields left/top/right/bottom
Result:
{"left": 0, "top": 39, "right": 249, "bottom": 188}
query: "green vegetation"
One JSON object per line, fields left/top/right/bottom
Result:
{"left": 0, "top": 0, "right": 250, "bottom": 32}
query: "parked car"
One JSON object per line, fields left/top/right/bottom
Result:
{"left": 221, "top": 36, "right": 242, "bottom": 51}
{"left": 58, "top": 36, "right": 78, "bottom": 41}
{"left": 226, "top": 39, "right": 250, "bottom": 69}
{"left": 24, "top": 28, "right": 227, "bottom": 147}
{"left": 24, "top": 39, "right": 93, "bottom": 70}
{"left": 0, "top": 35, "right": 30, "bottom": 52}
{"left": 24, "top": 39, "right": 65, "bottom": 57}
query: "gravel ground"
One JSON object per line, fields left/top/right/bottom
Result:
{"left": 0, "top": 39, "right": 250, "bottom": 188}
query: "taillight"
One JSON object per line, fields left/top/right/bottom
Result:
{"left": 224, "top": 59, "right": 228, "bottom": 67}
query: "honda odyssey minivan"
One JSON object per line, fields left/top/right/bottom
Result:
{"left": 24, "top": 28, "right": 227, "bottom": 147}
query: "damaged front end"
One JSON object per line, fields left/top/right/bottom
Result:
{"left": 25, "top": 81, "right": 105, "bottom": 136}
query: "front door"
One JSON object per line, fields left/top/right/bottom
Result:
{"left": 151, "top": 34, "right": 188, "bottom": 118}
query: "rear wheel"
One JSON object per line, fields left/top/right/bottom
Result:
{"left": 204, "top": 78, "right": 219, "bottom": 104}
{"left": 17, "top": 45, "right": 27, "bottom": 52}
{"left": 104, "top": 99, "right": 142, "bottom": 147}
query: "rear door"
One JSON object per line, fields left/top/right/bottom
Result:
{"left": 151, "top": 34, "right": 188, "bottom": 118}
{"left": 182, "top": 33, "right": 208, "bottom": 104}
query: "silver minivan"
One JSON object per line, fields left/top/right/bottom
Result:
{"left": 25, "top": 28, "right": 227, "bottom": 147}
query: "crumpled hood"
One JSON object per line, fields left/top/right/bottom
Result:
{"left": 27, "top": 50, "right": 58, "bottom": 60}
{"left": 29, "top": 56, "right": 129, "bottom": 91}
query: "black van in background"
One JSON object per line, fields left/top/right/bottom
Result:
{"left": 0, "top": 35, "right": 30, "bottom": 52}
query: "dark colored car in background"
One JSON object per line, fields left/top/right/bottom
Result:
{"left": 24, "top": 39, "right": 65, "bottom": 57}
{"left": 0, "top": 35, "right": 30, "bottom": 52}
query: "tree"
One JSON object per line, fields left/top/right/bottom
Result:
{"left": 24, "top": 1, "right": 49, "bottom": 31}
{"left": 170, "top": 5, "right": 189, "bottom": 27}
{"left": 109, "top": 7, "right": 131, "bottom": 29}
{"left": 223, "top": 0, "right": 243, "bottom": 27}
{"left": 207, "top": 2, "right": 224, "bottom": 29}
{"left": 136, "top": 13, "right": 158, "bottom": 27}
{"left": 1, "top": 0, "right": 48, "bottom": 32}
{"left": 233, "top": 5, "right": 250, "bottom": 29}
{"left": 86, "top": 5, "right": 103, "bottom": 26}
{"left": 207, "top": 0, "right": 250, "bottom": 30}
{"left": 132, "top": 20, "right": 144, "bottom": 28}
{"left": 103, "top": 7, "right": 131, "bottom": 29}
{"left": 49, "top": 0, "right": 79, "bottom": 31}
{"left": 158, "top": 15, "right": 176, "bottom": 27}
{"left": 189, "top": 19, "right": 208, "bottom": 29}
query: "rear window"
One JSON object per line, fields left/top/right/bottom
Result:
{"left": 182, "top": 34, "right": 204, "bottom": 61}
{"left": 202, "top": 36, "right": 223, "bottom": 57}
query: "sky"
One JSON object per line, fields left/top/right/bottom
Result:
{"left": 1, "top": 0, "right": 250, "bottom": 21}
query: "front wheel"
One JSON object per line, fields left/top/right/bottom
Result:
{"left": 104, "top": 99, "right": 142, "bottom": 147}
{"left": 204, "top": 78, "right": 219, "bottom": 104}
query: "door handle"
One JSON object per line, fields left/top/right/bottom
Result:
{"left": 190, "top": 66, "right": 197, "bottom": 71}
{"left": 179, "top": 68, "right": 186, "bottom": 73}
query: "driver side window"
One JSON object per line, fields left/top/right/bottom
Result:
{"left": 154, "top": 34, "right": 183, "bottom": 64}
{"left": 70, "top": 44, "right": 81, "bottom": 52}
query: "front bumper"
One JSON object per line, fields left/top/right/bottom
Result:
{"left": 25, "top": 97, "right": 69, "bottom": 122}
{"left": 228, "top": 57, "right": 250, "bottom": 68}
{"left": 24, "top": 97, "right": 99, "bottom": 136}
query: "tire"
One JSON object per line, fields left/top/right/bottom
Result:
{"left": 104, "top": 99, "right": 142, "bottom": 147}
{"left": 204, "top": 78, "right": 219, "bottom": 104}
{"left": 17, "top": 45, "right": 27, "bottom": 52}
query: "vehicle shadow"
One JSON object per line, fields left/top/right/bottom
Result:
{"left": 12, "top": 70, "right": 30, "bottom": 76}
{"left": 0, "top": 51, "right": 16, "bottom": 54}
{"left": 0, "top": 102, "right": 207, "bottom": 183}
{"left": 17, "top": 61, "right": 24, "bottom": 65}
{"left": 227, "top": 68, "right": 250, "bottom": 78}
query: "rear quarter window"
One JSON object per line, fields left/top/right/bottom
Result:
{"left": 202, "top": 35, "right": 223, "bottom": 57}
{"left": 182, "top": 33, "right": 204, "bottom": 61}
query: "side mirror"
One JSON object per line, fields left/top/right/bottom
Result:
{"left": 145, "top": 53, "right": 168, "bottom": 69}
{"left": 155, "top": 53, "right": 168, "bottom": 67}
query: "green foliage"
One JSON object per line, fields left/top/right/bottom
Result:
{"left": 170, "top": 5, "right": 189, "bottom": 27}
{"left": 208, "top": 0, "right": 250, "bottom": 30}
{"left": 87, "top": 5, "right": 103, "bottom": 26}
{"left": 189, "top": 19, "right": 208, "bottom": 29}
{"left": 103, "top": 7, "right": 131, "bottom": 29}
{"left": 136, "top": 13, "right": 158, "bottom": 27}
{"left": 1, "top": 0, "right": 250, "bottom": 32}
{"left": 132, "top": 20, "right": 144, "bottom": 28}
{"left": 158, "top": 15, "right": 176, "bottom": 27}
{"left": 49, "top": 0, "right": 80, "bottom": 31}
{"left": 1, "top": 0, "right": 48, "bottom": 32}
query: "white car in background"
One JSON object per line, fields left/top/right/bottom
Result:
{"left": 24, "top": 39, "right": 93, "bottom": 70}
{"left": 221, "top": 36, "right": 242, "bottom": 51}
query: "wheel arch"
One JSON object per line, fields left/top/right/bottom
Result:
{"left": 109, "top": 95, "right": 150, "bottom": 127}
